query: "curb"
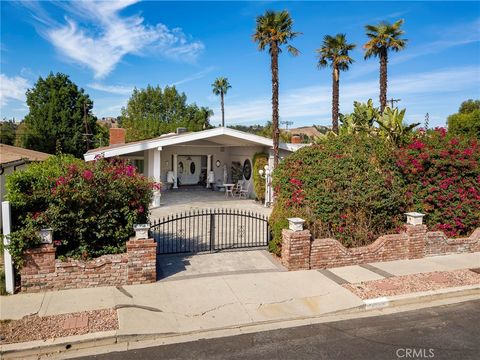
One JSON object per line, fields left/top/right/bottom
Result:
{"left": 2, "top": 285, "right": 479, "bottom": 359}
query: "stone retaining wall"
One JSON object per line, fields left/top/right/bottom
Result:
{"left": 282, "top": 225, "right": 480, "bottom": 271}
{"left": 20, "top": 238, "right": 156, "bottom": 292}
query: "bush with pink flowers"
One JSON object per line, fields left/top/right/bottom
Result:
{"left": 6, "top": 155, "right": 154, "bottom": 267}
{"left": 396, "top": 128, "right": 480, "bottom": 237}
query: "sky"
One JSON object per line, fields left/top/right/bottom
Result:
{"left": 1, "top": 1, "right": 479, "bottom": 128}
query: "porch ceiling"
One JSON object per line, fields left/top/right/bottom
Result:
{"left": 174, "top": 136, "right": 268, "bottom": 147}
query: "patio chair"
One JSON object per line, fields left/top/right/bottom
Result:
{"left": 238, "top": 182, "right": 250, "bottom": 199}
{"left": 233, "top": 180, "right": 243, "bottom": 197}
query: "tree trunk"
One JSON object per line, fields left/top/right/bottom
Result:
{"left": 221, "top": 91, "right": 225, "bottom": 127}
{"left": 332, "top": 66, "right": 340, "bottom": 134}
{"left": 379, "top": 48, "right": 388, "bottom": 113}
{"left": 271, "top": 42, "right": 280, "bottom": 168}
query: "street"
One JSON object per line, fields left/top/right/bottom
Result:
{"left": 76, "top": 299, "right": 480, "bottom": 360}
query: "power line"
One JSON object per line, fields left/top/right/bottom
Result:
{"left": 387, "top": 98, "right": 401, "bottom": 108}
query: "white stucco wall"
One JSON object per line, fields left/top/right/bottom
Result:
{"left": 0, "top": 164, "right": 27, "bottom": 231}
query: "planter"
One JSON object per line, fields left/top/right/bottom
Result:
{"left": 133, "top": 224, "right": 150, "bottom": 240}
{"left": 39, "top": 228, "right": 53, "bottom": 244}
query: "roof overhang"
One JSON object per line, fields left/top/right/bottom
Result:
{"left": 84, "top": 127, "right": 274, "bottom": 161}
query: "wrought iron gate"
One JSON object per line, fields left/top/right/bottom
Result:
{"left": 150, "top": 209, "right": 270, "bottom": 254}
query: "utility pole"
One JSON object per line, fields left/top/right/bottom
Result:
{"left": 424, "top": 113, "right": 429, "bottom": 131}
{"left": 83, "top": 102, "right": 93, "bottom": 151}
{"left": 280, "top": 120, "right": 293, "bottom": 131}
{"left": 387, "top": 98, "right": 401, "bottom": 109}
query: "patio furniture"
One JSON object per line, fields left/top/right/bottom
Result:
{"left": 232, "top": 180, "right": 244, "bottom": 197}
{"left": 238, "top": 182, "right": 251, "bottom": 199}
{"left": 224, "top": 183, "right": 235, "bottom": 198}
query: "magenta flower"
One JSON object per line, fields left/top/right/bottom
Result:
{"left": 82, "top": 169, "right": 94, "bottom": 181}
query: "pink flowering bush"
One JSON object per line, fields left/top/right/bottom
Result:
{"left": 6, "top": 155, "right": 154, "bottom": 266}
{"left": 396, "top": 128, "right": 480, "bottom": 237}
{"left": 269, "top": 135, "right": 406, "bottom": 254}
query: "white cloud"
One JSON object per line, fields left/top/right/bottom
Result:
{"left": 171, "top": 66, "right": 215, "bottom": 86}
{"left": 27, "top": 0, "right": 204, "bottom": 78}
{"left": 0, "top": 74, "right": 30, "bottom": 107}
{"left": 88, "top": 82, "right": 133, "bottom": 95}
{"left": 222, "top": 66, "right": 480, "bottom": 125}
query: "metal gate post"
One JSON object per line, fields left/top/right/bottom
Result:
{"left": 209, "top": 211, "right": 215, "bottom": 252}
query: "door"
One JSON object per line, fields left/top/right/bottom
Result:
{"left": 177, "top": 156, "right": 201, "bottom": 185}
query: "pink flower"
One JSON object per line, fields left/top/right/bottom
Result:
{"left": 126, "top": 165, "right": 136, "bottom": 177}
{"left": 138, "top": 205, "right": 144, "bottom": 214}
{"left": 463, "top": 148, "right": 473, "bottom": 157}
{"left": 56, "top": 176, "right": 67, "bottom": 186}
{"left": 408, "top": 140, "right": 426, "bottom": 150}
{"left": 82, "top": 169, "right": 94, "bottom": 181}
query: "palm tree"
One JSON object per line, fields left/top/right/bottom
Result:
{"left": 363, "top": 19, "right": 407, "bottom": 112}
{"left": 253, "top": 10, "right": 300, "bottom": 167}
{"left": 316, "top": 34, "right": 356, "bottom": 134}
{"left": 211, "top": 77, "right": 231, "bottom": 127}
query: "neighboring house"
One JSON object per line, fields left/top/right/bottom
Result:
{"left": 0, "top": 144, "right": 51, "bottom": 228}
{"left": 84, "top": 127, "right": 307, "bottom": 198}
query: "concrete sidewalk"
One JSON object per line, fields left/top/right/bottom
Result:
{"left": 1, "top": 252, "right": 478, "bottom": 338}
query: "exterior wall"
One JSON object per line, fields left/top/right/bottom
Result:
{"left": 281, "top": 226, "right": 480, "bottom": 271}
{"left": 20, "top": 239, "right": 156, "bottom": 292}
{"left": 140, "top": 144, "right": 270, "bottom": 198}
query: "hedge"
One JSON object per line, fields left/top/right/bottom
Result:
{"left": 6, "top": 155, "right": 154, "bottom": 267}
{"left": 253, "top": 152, "right": 269, "bottom": 202}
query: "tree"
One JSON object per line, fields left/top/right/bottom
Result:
{"left": 23, "top": 73, "right": 97, "bottom": 157}
{"left": 363, "top": 19, "right": 407, "bottom": 112}
{"left": 0, "top": 119, "right": 17, "bottom": 145}
{"left": 121, "top": 85, "right": 212, "bottom": 142}
{"left": 376, "top": 107, "right": 419, "bottom": 146}
{"left": 447, "top": 99, "right": 480, "bottom": 138}
{"left": 316, "top": 34, "right": 355, "bottom": 134}
{"left": 253, "top": 10, "right": 300, "bottom": 167}
{"left": 211, "top": 77, "right": 231, "bottom": 127}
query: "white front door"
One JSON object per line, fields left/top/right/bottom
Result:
{"left": 177, "top": 156, "right": 201, "bottom": 185}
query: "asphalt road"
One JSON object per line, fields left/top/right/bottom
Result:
{"left": 77, "top": 300, "right": 480, "bottom": 360}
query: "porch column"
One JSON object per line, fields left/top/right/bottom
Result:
{"left": 206, "top": 154, "right": 212, "bottom": 188}
{"left": 153, "top": 147, "right": 162, "bottom": 184}
{"left": 173, "top": 153, "right": 178, "bottom": 189}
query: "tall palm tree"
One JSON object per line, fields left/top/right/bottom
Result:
{"left": 363, "top": 19, "right": 407, "bottom": 112}
{"left": 316, "top": 34, "right": 356, "bottom": 134}
{"left": 211, "top": 77, "right": 231, "bottom": 127}
{"left": 253, "top": 10, "right": 300, "bottom": 167}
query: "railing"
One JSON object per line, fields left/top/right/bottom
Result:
{"left": 150, "top": 208, "right": 270, "bottom": 254}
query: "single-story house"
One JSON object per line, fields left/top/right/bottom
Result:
{"left": 84, "top": 127, "right": 306, "bottom": 199}
{"left": 0, "top": 144, "right": 51, "bottom": 228}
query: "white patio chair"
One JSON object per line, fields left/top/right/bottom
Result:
{"left": 238, "top": 182, "right": 250, "bottom": 199}
{"left": 233, "top": 181, "right": 243, "bottom": 197}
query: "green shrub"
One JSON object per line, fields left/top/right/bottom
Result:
{"left": 253, "top": 152, "right": 268, "bottom": 202}
{"left": 270, "top": 134, "right": 406, "bottom": 254}
{"left": 396, "top": 128, "right": 480, "bottom": 237}
{"left": 6, "top": 156, "right": 154, "bottom": 268}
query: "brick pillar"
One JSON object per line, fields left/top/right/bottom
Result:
{"left": 126, "top": 238, "right": 157, "bottom": 284}
{"left": 405, "top": 224, "right": 427, "bottom": 259}
{"left": 281, "top": 229, "right": 311, "bottom": 271}
{"left": 20, "top": 244, "right": 56, "bottom": 276}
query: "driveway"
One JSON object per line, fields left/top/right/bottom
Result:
{"left": 157, "top": 250, "right": 285, "bottom": 280}
{"left": 150, "top": 189, "right": 271, "bottom": 219}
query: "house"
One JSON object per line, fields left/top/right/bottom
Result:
{"left": 0, "top": 144, "right": 51, "bottom": 228}
{"left": 84, "top": 127, "right": 307, "bottom": 199}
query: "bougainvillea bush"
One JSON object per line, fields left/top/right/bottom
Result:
{"left": 269, "top": 135, "right": 406, "bottom": 255}
{"left": 6, "top": 155, "right": 154, "bottom": 267}
{"left": 396, "top": 128, "right": 480, "bottom": 237}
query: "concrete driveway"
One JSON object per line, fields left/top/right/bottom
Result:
{"left": 150, "top": 189, "right": 271, "bottom": 219}
{"left": 157, "top": 250, "right": 285, "bottom": 280}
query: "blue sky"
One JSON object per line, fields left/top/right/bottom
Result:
{"left": 1, "top": 1, "right": 479, "bottom": 128}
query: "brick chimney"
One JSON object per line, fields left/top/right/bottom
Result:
{"left": 109, "top": 128, "right": 126, "bottom": 145}
{"left": 291, "top": 135, "right": 301, "bottom": 144}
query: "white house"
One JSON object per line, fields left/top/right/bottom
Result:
{"left": 84, "top": 127, "right": 306, "bottom": 199}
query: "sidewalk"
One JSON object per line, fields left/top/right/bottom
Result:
{"left": 1, "top": 252, "right": 479, "bottom": 351}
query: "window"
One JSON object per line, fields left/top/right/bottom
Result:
{"left": 190, "top": 162, "right": 196, "bottom": 174}
{"left": 132, "top": 159, "right": 144, "bottom": 174}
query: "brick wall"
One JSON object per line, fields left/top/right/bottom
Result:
{"left": 20, "top": 238, "right": 156, "bottom": 292}
{"left": 282, "top": 225, "right": 480, "bottom": 271}
{"left": 424, "top": 228, "right": 480, "bottom": 256}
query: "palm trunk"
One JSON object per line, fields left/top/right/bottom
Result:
{"left": 221, "top": 91, "right": 225, "bottom": 127}
{"left": 332, "top": 66, "right": 340, "bottom": 134}
{"left": 271, "top": 42, "right": 280, "bottom": 168}
{"left": 379, "top": 48, "right": 388, "bottom": 113}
